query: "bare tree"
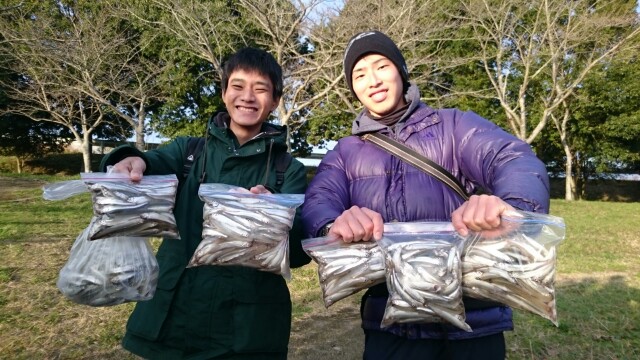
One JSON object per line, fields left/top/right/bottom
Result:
{"left": 451, "top": 0, "right": 640, "bottom": 200}
{"left": 0, "top": 2, "right": 171, "bottom": 171}
{"left": 128, "top": 0, "right": 251, "bottom": 83}
{"left": 72, "top": 5, "right": 169, "bottom": 150}
{"left": 0, "top": 4, "right": 111, "bottom": 171}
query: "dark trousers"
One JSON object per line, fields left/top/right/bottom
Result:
{"left": 362, "top": 329, "right": 506, "bottom": 360}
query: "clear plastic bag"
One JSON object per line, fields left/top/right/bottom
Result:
{"left": 56, "top": 220, "right": 159, "bottom": 306}
{"left": 302, "top": 236, "right": 385, "bottom": 308}
{"left": 378, "top": 222, "right": 471, "bottom": 332}
{"left": 43, "top": 173, "right": 180, "bottom": 240}
{"left": 42, "top": 179, "right": 87, "bottom": 200}
{"left": 190, "top": 183, "right": 304, "bottom": 280}
{"left": 461, "top": 210, "right": 566, "bottom": 326}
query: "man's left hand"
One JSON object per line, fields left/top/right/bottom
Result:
{"left": 451, "top": 195, "right": 515, "bottom": 237}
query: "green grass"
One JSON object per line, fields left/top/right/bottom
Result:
{"left": 0, "top": 174, "right": 639, "bottom": 359}
{"left": 553, "top": 200, "right": 640, "bottom": 273}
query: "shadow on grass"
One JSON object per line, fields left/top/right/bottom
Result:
{"left": 2, "top": 220, "right": 70, "bottom": 226}
{"left": 0, "top": 236, "right": 75, "bottom": 244}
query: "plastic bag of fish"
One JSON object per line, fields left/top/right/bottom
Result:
{"left": 302, "top": 235, "right": 385, "bottom": 308}
{"left": 56, "top": 221, "right": 159, "bottom": 306}
{"left": 81, "top": 172, "right": 180, "bottom": 240}
{"left": 189, "top": 183, "right": 304, "bottom": 280}
{"left": 461, "top": 210, "right": 566, "bottom": 326}
{"left": 43, "top": 172, "right": 180, "bottom": 240}
{"left": 378, "top": 222, "right": 471, "bottom": 332}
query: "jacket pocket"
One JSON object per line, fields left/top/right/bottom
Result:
{"left": 126, "top": 256, "right": 184, "bottom": 341}
{"left": 126, "top": 287, "right": 174, "bottom": 341}
{"left": 231, "top": 268, "right": 292, "bottom": 353}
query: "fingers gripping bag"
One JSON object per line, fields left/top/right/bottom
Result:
{"left": 189, "top": 183, "right": 304, "bottom": 280}
{"left": 56, "top": 221, "right": 159, "bottom": 306}
{"left": 43, "top": 172, "right": 180, "bottom": 240}
{"left": 378, "top": 222, "right": 471, "bottom": 332}
{"left": 302, "top": 236, "right": 385, "bottom": 308}
{"left": 461, "top": 210, "right": 566, "bottom": 326}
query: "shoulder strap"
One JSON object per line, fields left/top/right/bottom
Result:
{"left": 361, "top": 132, "right": 470, "bottom": 201}
{"left": 274, "top": 151, "right": 293, "bottom": 189}
{"left": 183, "top": 137, "right": 206, "bottom": 179}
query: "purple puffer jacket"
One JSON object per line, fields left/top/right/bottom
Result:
{"left": 301, "top": 86, "right": 550, "bottom": 340}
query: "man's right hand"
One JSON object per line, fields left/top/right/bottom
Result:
{"left": 111, "top": 157, "right": 146, "bottom": 182}
{"left": 328, "top": 206, "right": 384, "bottom": 243}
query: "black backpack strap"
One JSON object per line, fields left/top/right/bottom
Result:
{"left": 274, "top": 151, "right": 293, "bottom": 189}
{"left": 183, "top": 137, "right": 205, "bottom": 179}
{"left": 183, "top": 135, "right": 291, "bottom": 190}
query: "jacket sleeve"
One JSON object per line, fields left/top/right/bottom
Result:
{"left": 300, "top": 140, "right": 352, "bottom": 238}
{"left": 99, "top": 137, "right": 191, "bottom": 176}
{"left": 454, "top": 110, "right": 550, "bottom": 213}
{"left": 280, "top": 159, "right": 312, "bottom": 268}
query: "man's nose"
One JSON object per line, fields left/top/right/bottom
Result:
{"left": 367, "top": 71, "right": 382, "bottom": 87}
{"left": 240, "top": 88, "right": 256, "bottom": 101}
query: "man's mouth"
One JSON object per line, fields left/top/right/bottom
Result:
{"left": 237, "top": 106, "right": 258, "bottom": 113}
{"left": 369, "top": 89, "right": 387, "bottom": 102}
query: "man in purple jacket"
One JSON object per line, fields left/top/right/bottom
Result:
{"left": 301, "top": 31, "right": 550, "bottom": 359}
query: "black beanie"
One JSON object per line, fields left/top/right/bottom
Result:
{"left": 343, "top": 31, "right": 409, "bottom": 97}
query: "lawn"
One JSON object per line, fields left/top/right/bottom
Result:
{"left": 0, "top": 174, "right": 638, "bottom": 359}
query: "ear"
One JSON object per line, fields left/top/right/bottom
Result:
{"left": 271, "top": 97, "right": 280, "bottom": 112}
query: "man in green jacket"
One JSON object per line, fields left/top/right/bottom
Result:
{"left": 100, "top": 47, "right": 310, "bottom": 359}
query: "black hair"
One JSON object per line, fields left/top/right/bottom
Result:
{"left": 221, "top": 47, "right": 283, "bottom": 101}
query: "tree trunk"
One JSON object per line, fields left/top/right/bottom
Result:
{"left": 136, "top": 105, "right": 146, "bottom": 151}
{"left": 563, "top": 146, "right": 575, "bottom": 201}
{"left": 15, "top": 157, "right": 22, "bottom": 174}
{"left": 82, "top": 132, "right": 92, "bottom": 173}
{"left": 575, "top": 157, "right": 585, "bottom": 200}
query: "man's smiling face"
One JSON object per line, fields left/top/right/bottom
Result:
{"left": 351, "top": 53, "right": 406, "bottom": 117}
{"left": 222, "top": 69, "right": 279, "bottom": 135}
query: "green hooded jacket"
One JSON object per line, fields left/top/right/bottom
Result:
{"left": 100, "top": 113, "right": 310, "bottom": 359}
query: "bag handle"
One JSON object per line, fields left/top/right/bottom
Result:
{"left": 362, "top": 132, "right": 470, "bottom": 201}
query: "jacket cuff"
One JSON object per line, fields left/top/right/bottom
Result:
{"left": 99, "top": 144, "right": 150, "bottom": 173}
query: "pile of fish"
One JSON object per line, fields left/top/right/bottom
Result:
{"left": 380, "top": 236, "right": 471, "bottom": 331}
{"left": 83, "top": 174, "right": 179, "bottom": 240}
{"left": 303, "top": 238, "right": 385, "bottom": 307}
{"left": 462, "top": 233, "right": 559, "bottom": 325}
{"left": 57, "top": 226, "right": 159, "bottom": 307}
{"left": 189, "top": 184, "right": 304, "bottom": 279}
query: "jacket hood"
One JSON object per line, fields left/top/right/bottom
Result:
{"left": 351, "top": 83, "right": 422, "bottom": 135}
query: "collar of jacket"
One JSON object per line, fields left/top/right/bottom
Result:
{"left": 209, "top": 111, "right": 288, "bottom": 149}
{"left": 351, "top": 83, "right": 436, "bottom": 138}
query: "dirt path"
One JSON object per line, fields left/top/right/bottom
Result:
{"left": 0, "top": 177, "right": 48, "bottom": 200}
{"left": 289, "top": 303, "right": 364, "bottom": 360}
